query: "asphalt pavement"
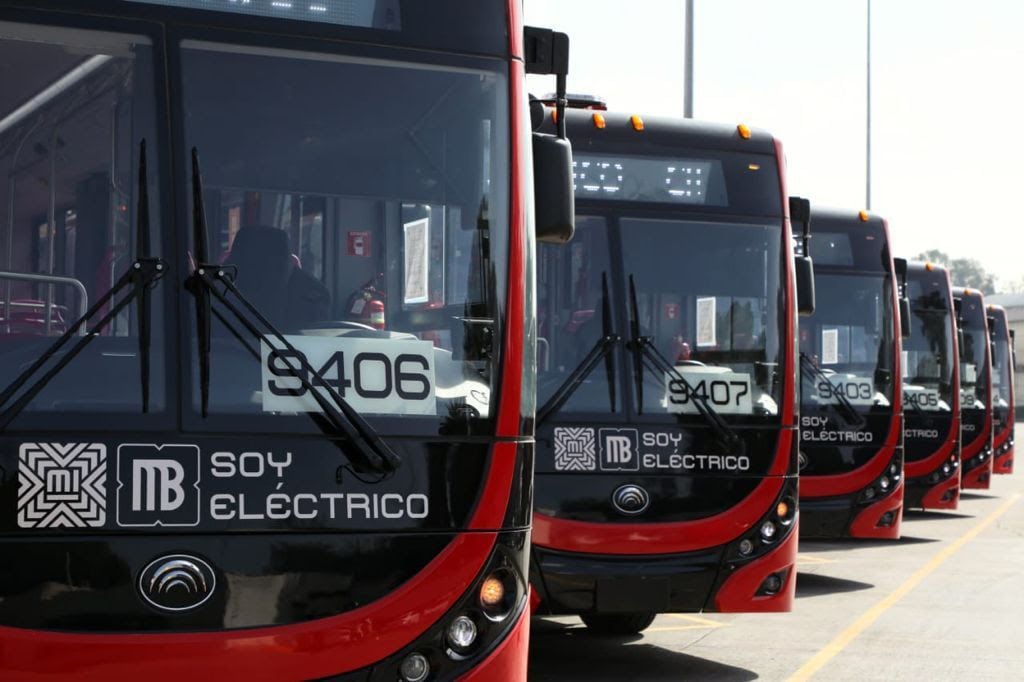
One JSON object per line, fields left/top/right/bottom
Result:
{"left": 528, "top": 425, "right": 1024, "bottom": 681}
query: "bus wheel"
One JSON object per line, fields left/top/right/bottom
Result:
{"left": 580, "top": 612, "right": 656, "bottom": 635}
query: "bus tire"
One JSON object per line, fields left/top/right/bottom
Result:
{"left": 580, "top": 612, "right": 656, "bottom": 635}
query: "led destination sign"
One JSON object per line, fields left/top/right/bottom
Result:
{"left": 573, "top": 154, "right": 727, "bottom": 206}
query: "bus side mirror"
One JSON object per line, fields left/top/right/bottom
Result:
{"left": 795, "top": 255, "right": 815, "bottom": 316}
{"left": 525, "top": 26, "right": 574, "bottom": 243}
{"left": 533, "top": 133, "right": 575, "bottom": 243}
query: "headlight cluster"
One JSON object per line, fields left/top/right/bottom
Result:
{"left": 858, "top": 453, "right": 903, "bottom": 504}
{"left": 997, "top": 438, "right": 1013, "bottom": 456}
{"left": 926, "top": 452, "right": 960, "bottom": 484}
{"left": 379, "top": 535, "right": 526, "bottom": 682}
{"left": 726, "top": 479, "right": 798, "bottom": 565}
{"left": 964, "top": 444, "right": 992, "bottom": 471}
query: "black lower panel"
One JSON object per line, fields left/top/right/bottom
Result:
{"left": 531, "top": 545, "right": 723, "bottom": 614}
{"left": 0, "top": 533, "right": 453, "bottom": 632}
{"left": 799, "top": 496, "right": 855, "bottom": 539}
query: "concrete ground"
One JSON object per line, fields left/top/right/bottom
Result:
{"left": 529, "top": 425, "right": 1024, "bottom": 681}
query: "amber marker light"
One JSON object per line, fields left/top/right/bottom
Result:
{"left": 550, "top": 109, "right": 558, "bottom": 124}
{"left": 592, "top": 112, "right": 606, "bottom": 129}
{"left": 737, "top": 123, "right": 751, "bottom": 139}
{"left": 858, "top": 210, "right": 870, "bottom": 221}
{"left": 926, "top": 262, "right": 935, "bottom": 271}
{"left": 776, "top": 501, "right": 790, "bottom": 519}
{"left": 630, "top": 114, "right": 644, "bottom": 131}
{"left": 479, "top": 576, "right": 505, "bottom": 608}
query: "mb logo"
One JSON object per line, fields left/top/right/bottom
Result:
{"left": 599, "top": 428, "right": 639, "bottom": 471}
{"left": 117, "top": 444, "right": 201, "bottom": 527}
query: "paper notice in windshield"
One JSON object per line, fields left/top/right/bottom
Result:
{"left": 696, "top": 297, "right": 716, "bottom": 347}
{"left": 665, "top": 368, "right": 753, "bottom": 415}
{"left": 961, "top": 363, "right": 977, "bottom": 384}
{"left": 403, "top": 218, "right": 429, "bottom": 304}
{"left": 260, "top": 335, "right": 436, "bottom": 415}
{"left": 822, "top": 328, "right": 839, "bottom": 365}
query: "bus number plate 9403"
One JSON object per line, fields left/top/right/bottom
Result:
{"left": 665, "top": 369, "right": 753, "bottom": 414}
{"left": 260, "top": 336, "right": 436, "bottom": 415}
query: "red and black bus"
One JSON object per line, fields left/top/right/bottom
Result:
{"left": 530, "top": 106, "right": 806, "bottom": 634}
{"left": 0, "top": 1, "right": 574, "bottom": 679}
{"left": 988, "top": 304, "right": 1014, "bottom": 474}
{"left": 902, "top": 261, "right": 961, "bottom": 509}
{"left": 953, "top": 287, "right": 994, "bottom": 490}
{"left": 798, "top": 209, "right": 905, "bottom": 539}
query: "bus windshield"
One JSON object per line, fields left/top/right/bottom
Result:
{"left": 0, "top": 23, "right": 509, "bottom": 437}
{"left": 903, "top": 274, "right": 955, "bottom": 413}
{"left": 959, "top": 297, "right": 990, "bottom": 411}
{"left": 991, "top": 314, "right": 1011, "bottom": 413}
{"left": 537, "top": 214, "right": 785, "bottom": 421}
{"left": 800, "top": 272, "right": 895, "bottom": 414}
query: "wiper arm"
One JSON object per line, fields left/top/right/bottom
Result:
{"left": 185, "top": 148, "right": 400, "bottom": 475}
{"left": 799, "top": 352, "right": 865, "bottom": 426}
{"left": 625, "top": 275, "right": 741, "bottom": 449}
{"left": 537, "top": 273, "right": 618, "bottom": 426}
{"left": 0, "top": 139, "right": 165, "bottom": 429}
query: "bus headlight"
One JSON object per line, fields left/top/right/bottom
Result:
{"left": 760, "top": 520, "right": 777, "bottom": 542}
{"left": 399, "top": 652, "right": 431, "bottom": 682}
{"left": 447, "top": 615, "right": 478, "bottom": 652}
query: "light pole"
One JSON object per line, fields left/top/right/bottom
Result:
{"left": 684, "top": 0, "right": 694, "bottom": 118}
{"left": 866, "top": 0, "right": 872, "bottom": 209}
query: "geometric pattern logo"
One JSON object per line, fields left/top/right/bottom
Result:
{"left": 18, "top": 443, "right": 107, "bottom": 529}
{"left": 553, "top": 427, "right": 596, "bottom": 471}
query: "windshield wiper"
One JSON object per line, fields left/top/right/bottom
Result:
{"left": 537, "top": 272, "right": 618, "bottom": 426}
{"left": 185, "top": 148, "right": 400, "bottom": 475}
{"left": 799, "top": 352, "right": 865, "bottom": 426}
{"left": 625, "top": 274, "right": 741, "bottom": 450}
{"left": 0, "top": 139, "right": 165, "bottom": 429}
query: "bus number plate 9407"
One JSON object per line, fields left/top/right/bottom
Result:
{"left": 665, "top": 369, "right": 753, "bottom": 415}
{"left": 260, "top": 336, "right": 436, "bottom": 415}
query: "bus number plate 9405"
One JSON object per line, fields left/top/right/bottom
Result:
{"left": 665, "top": 369, "right": 753, "bottom": 415}
{"left": 260, "top": 336, "right": 436, "bottom": 415}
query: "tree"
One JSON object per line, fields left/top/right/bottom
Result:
{"left": 914, "top": 249, "right": 996, "bottom": 294}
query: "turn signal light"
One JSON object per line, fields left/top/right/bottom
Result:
{"left": 776, "top": 501, "right": 790, "bottom": 519}
{"left": 480, "top": 576, "right": 505, "bottom": 608}
{"left": 737, "top": 123, "right": 751, "bottom": 139}
{"left": 592, "top": 112, "right": 606, "bottom": 129}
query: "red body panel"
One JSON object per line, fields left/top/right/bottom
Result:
{"left": 0, "top": 533, "right": 495, "bottom": 680}
{"left": 993, "top": 416, "right": 1014, "bottom": 474}
{"left": 713, "top": 518, "right": 798, "bottom": 612}
{"left": 459, "top": 607, "right": 530, "bottom": 682}
{"left": 961, "top": 418, "right": 993, "bottom": 489}
{"left": 849, "top": 479, "right": 904, "bottom": 539}
{"left": 921, "top": 474, "right": 960, "bottom": 509}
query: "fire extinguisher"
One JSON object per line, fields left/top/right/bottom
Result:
{"left": 368, "top": 298, "right": 385, "bottom": 330}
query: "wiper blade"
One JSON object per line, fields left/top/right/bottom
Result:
{"left": 799, "top": 352, "right": 865, "bottom": 426}
{"left": 625, "top": 275, "right": 741, "bottom": 449}
{"left": 627, "top": 273, "right": 644, "bottom": 412}
{"left": 186, "top": 148, "right": 400, "bottom": 475}
{"left": 537, "top": 274, "right": 618, "bottom": 425}
{"left": 0, "top": 139, "right": 165, "bottom": 429}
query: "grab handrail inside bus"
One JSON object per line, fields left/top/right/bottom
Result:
{"left": 0, "top": 270, "right": 89, "bottom": 334}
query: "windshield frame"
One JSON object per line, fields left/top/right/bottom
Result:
{"left": 536, "top": 201, "right": 788, "bottom": 427}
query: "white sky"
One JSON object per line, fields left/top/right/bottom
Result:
{"left": 525, "top": 0, "right": 1024, "bottom": 289}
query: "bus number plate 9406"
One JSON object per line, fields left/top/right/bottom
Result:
{"left": 260, "top": 336, "right": 436, "bottom": 415}
{"left": 665, "top": 369, "right": 753, "bottom": 414}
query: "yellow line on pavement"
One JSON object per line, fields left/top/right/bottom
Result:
{"left": 797, "top": 554, "right": 837, "bottom": 565}
{"left": 787, "top": 492, "right": 1022, "bottom": 682}
{"left": 665, "top": 613, "right": 726, "bottom": 627}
